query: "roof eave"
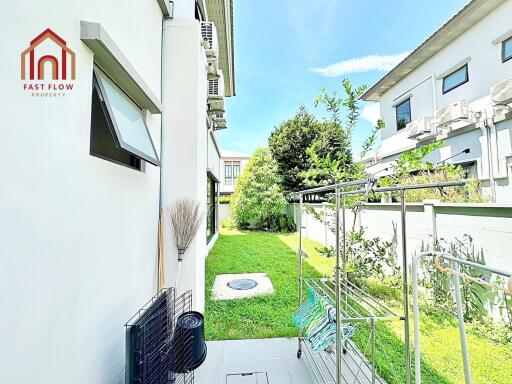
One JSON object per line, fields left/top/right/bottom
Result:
{"left": 206, "top": 0, "right": 235, "bottom": 97}
{"left": 361, "top": 0, "right": 504, "bottom": 102}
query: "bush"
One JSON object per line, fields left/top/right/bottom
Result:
{"left": 230, "top": 147, "right": 287, "bottom": 229}
{"left": 220, "top": 218, "right": 236, "bottom": 229}
{"left": 219, "top": 196, "right": 231, "bottom": 204}
{"left": 265, "top": 214, "right": 296, "bottom": 232}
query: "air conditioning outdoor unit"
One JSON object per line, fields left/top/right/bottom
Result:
{"left": 200, "top": 22, "right": 218, "bottom": 58}
{"left": 208, "top": 70, "right": 224, "bottom": 99}
{"left": 207, "top": 56, "right": 219, "bottom": 79}
{"left": 406, "top": 117, "right": 434, "bottom": 139}
{"left": 491, "top": 77, "right": 512, "bottom": 105}
{"left": 435, "top": 100, "right": 469, "bottom": 127}
{"left": 208, "top": 98, "right": 225, "bottom": 115}
{"left": 213, "top": 112, "right": 227, "bottom": 131}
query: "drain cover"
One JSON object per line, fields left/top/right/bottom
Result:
{"left": 225, "top": 372, "right": 269, "bottom": 384}
{"left": 227, "top": 278, "right": 258, "bottom": 290}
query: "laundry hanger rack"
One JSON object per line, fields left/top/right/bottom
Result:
{"left": 294, "top": 179, "right": 467, "bottom": 384}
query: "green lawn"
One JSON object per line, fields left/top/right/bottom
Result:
{"left": 205, "top": 229, "right": 512, "bottom": 384}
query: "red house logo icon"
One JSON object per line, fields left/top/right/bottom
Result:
{"left": 21, "top": 28, "right": 76, "bottom": 81}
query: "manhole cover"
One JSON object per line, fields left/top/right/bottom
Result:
{"left": 227, "top": 278, "right": 258, "bottom": 290}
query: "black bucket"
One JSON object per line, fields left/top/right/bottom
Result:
{"left": 169, "top": 311, "right": 207, "bottom": 373}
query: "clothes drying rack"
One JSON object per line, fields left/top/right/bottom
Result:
{"left": 295, "top": 179, "right": 466, "bottom": 384}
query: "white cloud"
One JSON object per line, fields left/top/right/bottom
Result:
{"left": 310, "top": 52, "right": 410, "bottom": 77}
{"left": 361, "top": 103, "right": 380, "bottom": 125}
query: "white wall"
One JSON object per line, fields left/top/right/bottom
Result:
{"left": 294, "top": 202, "right": 512, "bottom": 275}
{"left": 375, "top": 1, "right": 512, "bottom": 202}
{"left": 161, "top": 17, "right": 209, "bottom": 312}
{"left": 219, "top": 156, "right": 250, "bottom": 194}
{"left": 0, "top": 1, "right": 163, "bottom": 383}
{"left": 208, "top": 131, "right": 221, "bottom": 179}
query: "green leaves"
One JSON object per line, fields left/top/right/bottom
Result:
{"left": 230, "top": 147, "right": 287, "bottom": 229}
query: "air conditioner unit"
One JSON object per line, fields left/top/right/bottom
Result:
{"left": 207, "top": 56, "right": 219, "bottom": 79}
{"left": 208, "top": 98, "right": 225, "bottom": 115}
{"left": 435, "top": 100, "right": 469, "bottom": 127}
{"left": 213, "top": 112, "right": 227, "bottom": 131}
{"left": 200, "top": 22, "right": 218, "bottom": 58}
{"left": 406, "top": 117, "right": 434, "bottom": 139}
{"left": 208, "top": 70, "right": 224, "bottom": 99}
{"left": 491, "top": 77, "right": 512, "bottom": 105}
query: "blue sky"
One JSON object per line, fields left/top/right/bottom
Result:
{"left": 221, "top": 0, "right": 468, "bottom": 156}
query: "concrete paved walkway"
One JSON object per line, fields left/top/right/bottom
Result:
{"left": 195, "top": 337, "right": 314, "bottom": 384}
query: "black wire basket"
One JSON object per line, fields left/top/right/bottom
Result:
{"left": 125, "top": 288, "right": 203, "bottom": 384}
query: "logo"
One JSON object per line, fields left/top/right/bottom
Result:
{"left": 21, "top": 28, "right": 76, "bottom": 97}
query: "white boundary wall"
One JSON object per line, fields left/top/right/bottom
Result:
{"left": 289, "top": 202, "right": 512, "bottom": 272}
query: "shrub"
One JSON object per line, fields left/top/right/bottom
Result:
{"left": 220, "top": 218, "right": 236, "bottom": 229}
{"left": 230, "top": 147, "right": 287, "bottom": 229}
{"left": 219, "top": 196, "right": 231, "bottom": 204}
{"left": 265, "top": 214, "right": 296, "bottom": 232}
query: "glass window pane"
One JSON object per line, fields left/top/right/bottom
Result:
{"left": 95, "top": 71, "right": 159, "bottom": 165}
{"left": 225, "top": 164, "right": 232, "bottom": 183}
{"left": 395, "top": 99, "right": 411, "bottom": 130}
{"left": 233, "top": 163, "right": 240, "bottom": 180}
{"left": 504, "top": 38, "right": 512, "bottom": 62}
{"left": 90, "top": 87, "right": 142, "bottom": 170}
{"left": 443, "top": 65, "right": 468, "bottom": 93}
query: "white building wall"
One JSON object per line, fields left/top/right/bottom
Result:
{"left": 161, "top": 17, "right": 209, "bottom": 312}
{"left": 208, "top": 131, "right": 221, "bottom": 179}
{"left": 294, "top": 203, "right": 512, "bottom": 275}
{"left": 219, "top": 156, "right": 250, "bottom": 194}
{"left": 375, "top": 1, "right": 512, "bottom": 202}
{"left": 0, "top": 1, "right": 163, "bottom": 383}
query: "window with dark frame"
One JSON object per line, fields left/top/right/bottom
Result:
{"left": 233, "top": 162, "right": 240, "bottom": 183}
{"left": 503, "top": 37, "right": 512, "bottom": 63}
{"left": 442, "top": 64, "right": 469, "bottom": 94}
{"left": 90, "top": 69, "right": 160, "bottom": 169}
{"left": 206, "top": 174, "right": 218, "bottom": 242}
{"left": 90, "top": 84, "right": 142, "bottom": 170}
{"left": 225, "top": 163, "right": 232, "bottom": 184}
{"left": 395, "top": 98, "right": 411, "bottom": 131}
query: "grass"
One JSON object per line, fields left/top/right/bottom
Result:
{"left": 205, "top": 229, "right": 512, "bottom": 383}
{"left": 205, "top": 229, "right": 321, "bottom": 340}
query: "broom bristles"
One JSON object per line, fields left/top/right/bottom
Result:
{"left": 167, "top": 198, "right": 204, "bottom": 257}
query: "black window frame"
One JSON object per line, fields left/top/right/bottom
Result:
{"left": 395, "top": 98, "right": 412, "bottom": 131}
{"left": 225, "top": 163, "right": 232, "bottom": 184}
{"left": 93, "top": 69, "right": 160, "bottom": 166}
{"left": 206, "top": 173, "right": 218, "bottom": 243}
{"left": 442, "top": 64, "right": 469, "bottom": 94}
{"left": 232, "top": 162, "right": 240, "bottom": 183}
{"left": 90, "top": 78, "right": 142, "bottom": 171}
{"left": 502, "top": 36, "right": 512, "bottom": 63}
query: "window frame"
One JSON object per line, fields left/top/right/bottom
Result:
{"left": 90, "top": 81, "right": 142, "bottom": 171}
{"left": 442, "top": 64, "right": 469, "bottom": 94}
{"left": 206, "top": 173, "right": 218, "bottom": 243}
{"left": 225, "top": 163, "right": 233, "bottom": 184}
{"left": 395, "top": 98, "right": 412, "bottom": 131}
{"left": 502, "top": 36, "right": 512, "bottom": 63}
{"left": 232, "top": 162, "right": 240, "bottom": 183}
{"left": 93, "top": 68, "right": 160, "bottom": 166}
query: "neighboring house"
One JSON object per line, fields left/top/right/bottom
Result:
{"left": 362, "top": 0, "right": 512, "bottom": 203}
{"left": 0, "top": 1, "right": 234, "bottom": 383}
{"left": 219, "top": 150, "right": 250, "bottom": 196}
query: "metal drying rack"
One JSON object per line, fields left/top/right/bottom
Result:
{"left": 295, "top": 179, "right": 467, "bottom": 384}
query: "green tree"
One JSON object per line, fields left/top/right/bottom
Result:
{"left": 230, "top": 147, "right": 287, "bottom": 228}
{"left": 302, "top": 79, "right": 381, "bottom": 187}
{"left": 268, "top": 106, "right": 323, "bottom": 192}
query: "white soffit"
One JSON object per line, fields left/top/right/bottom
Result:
{"left": 206, "top": 0, "right": 235, "bottom": 97}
